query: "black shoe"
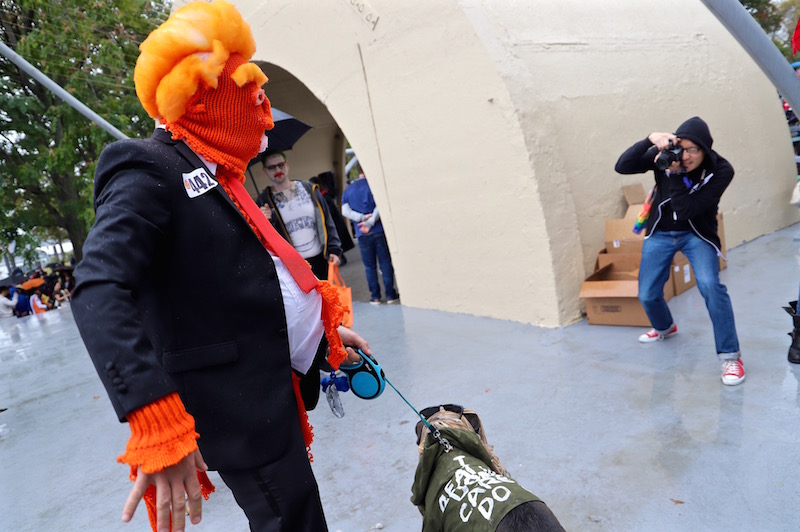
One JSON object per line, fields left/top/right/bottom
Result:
{"left": 789, "top": 331, "right": 800, "bottom": 364}
{"left": 786, "top": 302, "right": 800, "bottom": 363}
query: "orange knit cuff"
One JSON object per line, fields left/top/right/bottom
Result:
{"left": 118, "top": 392, "right": 200, "bottom": 475}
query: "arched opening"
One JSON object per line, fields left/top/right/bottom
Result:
{"left": 245, "top": 62, "right": 373, "bottom": 300}
{"left": 245, "top": 62, "right": 350, "bottom": 202}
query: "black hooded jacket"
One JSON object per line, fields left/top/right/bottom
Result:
{"left": 614, "top": 116, "right": 732, "bottom": 256}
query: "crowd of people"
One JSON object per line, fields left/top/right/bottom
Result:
{"left": 0, "top": 265, "right": 75, "bottom": 318}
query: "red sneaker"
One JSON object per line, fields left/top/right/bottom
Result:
{"left": 638, "top": 323, "right": 678, "bottom": 343}
{"left": 721, "top": 358, "right": 745, "bottom": 386}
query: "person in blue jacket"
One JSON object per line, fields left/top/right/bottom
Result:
{"left": 341, "top": 171, "right": 399, "bottom": 304}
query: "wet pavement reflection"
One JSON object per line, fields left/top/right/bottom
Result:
{"left": 2, "top": 224, "right": 800, "bottom": 530}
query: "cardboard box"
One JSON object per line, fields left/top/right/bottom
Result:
{"left": 599, "top": 184, "right": 727, "bottom": 306}
{"left": 580, "top": 262, "right": 674, "bottom": 326}
{"left": 625, "top": 204, "right": 642, "bottom": 220}
{"left": 672, "top": 251, "right": 696, "bottom": 296}
{"left": 669, "top": 212, "right": 727, "bottom": 294}
{"left": 623, "top": 183, "right": 648, "bottom": 220}
{"left": 597, "top": 249, "right": 641, "bottom": 271}
{"left": 605, "top": 183, "right": 649, "bottom": 254}
{"left": 718, "top": 212, "right": 727, "bottom": 271}
{"left": 605, "top": 218, "right": 644, "bottom": 254}
{"left": 622, "top": 183, "right": 648, "bottom": 205}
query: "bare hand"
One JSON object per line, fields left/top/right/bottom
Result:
{"left": 363, "top": 213, "right": 373, "bottom": 221}
{"left": 122, "top": 450, "right": 208, "bottom": 532}
{"left": 357, "top": 222, "right": 371, "bottom": 234}
{"left": 328, "top": 254, "right": 341, "bottom": 266}
{"left": 259, "top": 205, "right": 272, "bottom": 221}
{"left": 337, "top": 325, "right": 370, "bottom": 364}
{"left": 647, "top": 131, "right": 677, "bottom": 152}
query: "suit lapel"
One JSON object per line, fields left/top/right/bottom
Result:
{"left": 153, "top": 129, "right": 266, "bottom": 250}
{"left": 169, "top": 135, "right": 244, "bottom": 214}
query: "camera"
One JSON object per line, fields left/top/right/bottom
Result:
{"left": 655, "top": 140, "right": 683, "bottom": 171}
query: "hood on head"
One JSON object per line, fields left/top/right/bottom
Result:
{"left": 675, "top": 116, "right": 716, "bottom": 168}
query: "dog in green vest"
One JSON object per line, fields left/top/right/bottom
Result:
{"left": 411, "top": 405, "right": 565, "bottom": 531}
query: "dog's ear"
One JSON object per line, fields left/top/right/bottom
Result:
{"left": 415, "top": 420, "right": 425, "bottom": 446}
{"left": 464, "top": 411, "right": 483, "bottom": 437}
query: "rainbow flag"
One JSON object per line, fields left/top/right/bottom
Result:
{"left": 633, "top": 187, "right": 655, "bottom": 234}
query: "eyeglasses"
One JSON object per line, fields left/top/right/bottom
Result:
{"left": 681, "top": 146, "right": 701, "bottom": 155}
{"left": 265, "top": 161, "right": 286, "bottom": 171}
{"left": 415, "top": 404, "right": 481, "bottom": 445}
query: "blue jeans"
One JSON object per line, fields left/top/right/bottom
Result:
{"left": 638, "top": 230, "right": 739, "bottom": 357}
{"left": 357, "top": 232, "right": 398, "bottom": 301}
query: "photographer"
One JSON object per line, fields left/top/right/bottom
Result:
{"left": 615, "top": 116, "right": 743, "bottom": 386}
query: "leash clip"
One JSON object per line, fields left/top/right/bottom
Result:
{"left": 431, "top": 427, "right": 453, "bottom": 453}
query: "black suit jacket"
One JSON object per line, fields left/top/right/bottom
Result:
{"left": 72, "top": 129, "right": 301, "bottom": 471}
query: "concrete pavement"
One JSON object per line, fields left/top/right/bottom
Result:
{"left": 2, "top": 223, "right": 800, "bottom": 531}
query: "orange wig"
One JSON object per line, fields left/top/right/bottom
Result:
{"left": 134, "top": 0, "right": 269, "bottom": 124}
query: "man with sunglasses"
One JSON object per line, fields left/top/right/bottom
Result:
{"left": 257, "top": 151, "right": 343, "bottom": 279}
{"left": 615, "top": 116, "right": 743, "bottom": 386}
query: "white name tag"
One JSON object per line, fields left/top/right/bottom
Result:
{"left": 182, "top": 168, "right": 218, "bottom": 199}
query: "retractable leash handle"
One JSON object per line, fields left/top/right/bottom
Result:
{"left": 335, "top": 348, "right": 453, "bottom": 452}
{"left": 339, "top": 348, "right": 386, "bottom": 399}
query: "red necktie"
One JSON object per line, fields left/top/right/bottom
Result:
{"left": 225, "top": 176, "right": 319, "bottom": 293}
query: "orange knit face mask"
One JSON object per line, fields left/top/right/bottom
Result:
{"left": 168, "top": 53, "right": 272, "bottom": 176}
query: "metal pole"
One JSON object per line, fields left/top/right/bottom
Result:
{"left": 700, "top": 0, "right": 800, "bottom": 114}
{"left": 0, "top": 40, "right": 128, "bottom": 141}
{"left": 345, "top": 155, "right": 359, "bottom": 175}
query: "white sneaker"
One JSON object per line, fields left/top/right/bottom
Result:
{"left": 721, "top": 358, "right": 745, "bottom": 386}
{"left": 638, "top": 323, "right": 678, "bottom": 343}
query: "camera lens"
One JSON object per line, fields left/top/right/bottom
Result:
{"left": 655, "top": 142, "right": 682, "bottom": 171}
{"left": 655, "top": 152, "right": 674, "bottom": 171}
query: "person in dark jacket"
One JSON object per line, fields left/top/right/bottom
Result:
{"left": 256, "top": 151, "right": 343, "bottom": 279}
{"left": 312, "top": 171, "right": 355, "bottom": 265}
{"left": 615, "top": 116, "right": 744, "bottom": 386}
{"left": 70, "top": 3, "right": 368, "bottom": 531}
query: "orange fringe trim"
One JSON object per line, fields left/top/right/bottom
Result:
{"left": 316, "top": 279, "right": 347, "bottom": 370}
{"left": 292, "top": 372, "right": 314, "bottom": 462}
{"left": 138, "top": 471, "right": 215, "bottom": 532}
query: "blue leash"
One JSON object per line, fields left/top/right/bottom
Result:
{"left": 384, "top": 376, "right": 452, "bottom": 452}
{"left": 335, "top": 348, "right": 452, "bottom": 452}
